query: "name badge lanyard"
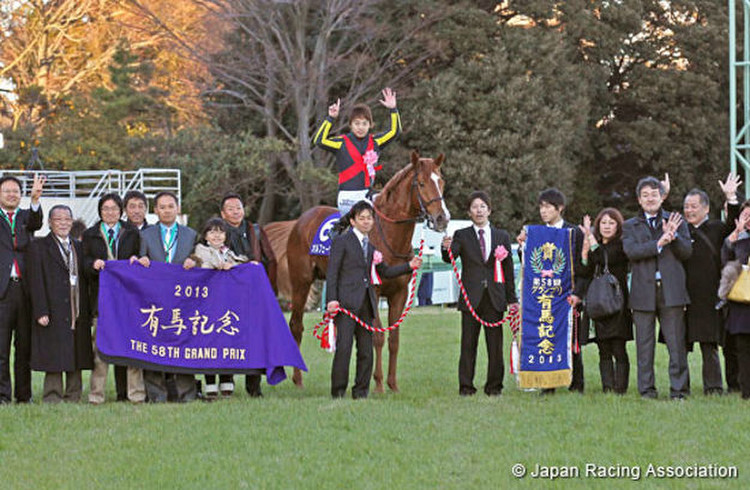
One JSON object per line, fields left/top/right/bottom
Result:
{"left": 53, "top": 236, "right": 73, "bottom": 271}
{"left": 163, "top": 226, "right": 178, "bottom": 263}
{"left": 54, "top": 237, "right": 78, "bottom": 329}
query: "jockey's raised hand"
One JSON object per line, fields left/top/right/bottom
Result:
{"left": 379, "top": 87, "right": 397, "bottom": 109}
{"left": 328, "top": 98, "right": 340, "bottom": 118}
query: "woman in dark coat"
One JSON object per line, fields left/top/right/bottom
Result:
{"left": 580, "top": 208, "right": 632, "bottom": 394}
{"left": 721, "top": 200, "right": 750, "bottom": 400}
{"left": 28, "top": 205, "right": 93, "bottom": 403}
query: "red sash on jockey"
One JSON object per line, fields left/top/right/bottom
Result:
{"left": 338, "top": 135, "right": 381, "bottom": 187}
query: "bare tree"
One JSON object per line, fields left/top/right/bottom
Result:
{"left": 128, "top": 0, "right": 441, "bottom": 215}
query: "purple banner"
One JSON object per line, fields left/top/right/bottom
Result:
{"left": 96, "top": 261, "right": 306, "bottom": 385}
{"left": 309, "top": 212, "right": 340, "bottom": 255}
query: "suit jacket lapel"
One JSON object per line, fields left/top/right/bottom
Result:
{"left": 150, "top": 227, "right": 167, "bottom": 262}
{"left": 366, "top": 237, "right": 374, "bottom": 267}
{"left": 175, "top": 225, "right": 188, "bottom": 262}
{"left": 485, "top": 228, "right": 495, "bottom": 265}
{"left": 348, "top": 230, "right": 368, "bottom": 267}
{"left": 0, "top": 210, "right": 15, "bottom": 246}
{"left": 45, "top": 234, "right": 67, "bottom": 270}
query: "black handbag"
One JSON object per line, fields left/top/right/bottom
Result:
{"left": 584, "top": 246, "right": 624, "bottom": 320}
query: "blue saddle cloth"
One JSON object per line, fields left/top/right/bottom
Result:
{"left": 309, "top": 212, "right": 341, "bottom": 256}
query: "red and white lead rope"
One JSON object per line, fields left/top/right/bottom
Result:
{"left": 446, "top": 247, "right": 520, "bottom": 330}
{"left": 312, "top": 237, "right": 426, "bottom": 348}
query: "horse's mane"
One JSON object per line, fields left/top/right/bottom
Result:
{"left": 377, "top": 163, "right": 416, "bottom": 205}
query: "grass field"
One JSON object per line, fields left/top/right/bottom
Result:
{"left": 0, "top": 306, "right": 748, "bottom": 489}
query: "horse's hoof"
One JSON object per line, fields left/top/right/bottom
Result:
{"left": 292, "top": 371, "right": 304, "bottom": 388}
{"left": 373, "top": 383, "right": 385, "bottom": 394}
{"left": 387, "top": 380, "right": 400, "bottom": 393}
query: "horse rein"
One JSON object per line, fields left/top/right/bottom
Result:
{"left": 373, "top": 167, "right": 445, "bottom": 227}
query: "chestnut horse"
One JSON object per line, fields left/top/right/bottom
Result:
{"left": 287, "top": 151, "right": 450, "bottom": 392}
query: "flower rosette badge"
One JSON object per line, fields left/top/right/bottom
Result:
{"left": 494, "top": 245, "right": 508, "bottom": 283}
{"left": 363, "top": 150, "right": 379, "bottom": 180}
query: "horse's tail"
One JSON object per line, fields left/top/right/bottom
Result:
{"left": 264, "top": 220, "right": 297, "bottom": 301}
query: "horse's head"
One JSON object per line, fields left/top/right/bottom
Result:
{"left": 410, "top": 151, "right": 450, "bottom": 232}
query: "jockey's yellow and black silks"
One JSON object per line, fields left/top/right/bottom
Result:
{"left": 313, "top": 108, "right": 401, "bottom": 191}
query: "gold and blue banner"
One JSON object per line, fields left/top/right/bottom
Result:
{"left": 96, "top": 261, "right": 307, "bottom": 385}
{"left": 519, "top": 226, "right": 574, "bottom": 389}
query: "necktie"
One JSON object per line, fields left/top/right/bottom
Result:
{"left": 7, "top": 211, "right": 20, "bottom": 277}
{"left": 478, "top": 228, "right": 487, "bottom": 261}
{"left": 648, "top": 217, "right": 657, "bottom": 229}
{"left": 107, "top": 228, "right": 115, "bottom": 255}
{"left": 362, "top": 236, "right": 369, "bottom": 260}
{"left": 6, "top": 210, "right": 14, "bottom": 235}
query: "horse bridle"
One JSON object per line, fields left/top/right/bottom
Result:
{"left": 373, "top": 165, "right": 445, "bottom": 260}
{"left": 412, "top": 170, "right": 446, "bottom": 230}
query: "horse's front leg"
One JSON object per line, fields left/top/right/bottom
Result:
{"left": 372, "top": 318, "right": 386, "bottom": 394}
{"left": 387, "top": 289, "right": 408, "bottom": 393}
{"left": 289, "top": 283, "right": 311, "bottom": 388}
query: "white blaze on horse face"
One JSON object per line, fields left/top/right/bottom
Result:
{"left": 431, "top": 172, "right": 451, "bottom": 220}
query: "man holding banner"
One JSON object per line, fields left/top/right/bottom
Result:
{"left": 517, "top": 189, "right": 586, "bottom": 393}
{"left": 220, "top": 193, "right": 277, "bottom": 398}
{"left": 136, "top": 191, "right": 199, "bottom": 402}
{"left": 441, "top": 191, "right": 517, "bottom": 397}
{"left": 517, "top": 223, "right": 577, "bottom": 389}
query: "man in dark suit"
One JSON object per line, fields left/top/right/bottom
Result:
{"left": 220, "top": 192, "right": 277, "bottom": 397}
{"left": 623, "top": 176, "right": 692, "bottom": 400}
{"left": 0, "top": 174, "right": 45, "bottom": 403}
{"left": 442, "top": 191, "right": 518, "bottom": 396}
{"left": 27, "top": 205, "right": 93, "bottom": 403}
{"left": 326, "top": 200, "right": 421, "bottom": 399}
{"left": 136, "top": 191, "right": 198, "bottom": 402}
{"left": 682, "top": 175, "right": 742, "bottom": 395}
{"left": 516, "top": 188, "right": 587, "bottom": 393}
{"left": 124, "top": 190, "right": 150, "bottom": 231}
{"left": 83, "top": 193, "right": 144, "bottom": 404}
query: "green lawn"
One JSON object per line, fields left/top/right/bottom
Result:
{"left": 0, "top": 306, "right": 747, "bottom": 489}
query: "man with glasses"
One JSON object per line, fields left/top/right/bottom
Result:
{"left": 0, "top": 174, "right": 45, "bottom": 403}
{"left": 27, "top": 205, "right": 93, "bottom": 403}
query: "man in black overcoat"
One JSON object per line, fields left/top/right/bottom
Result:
{"left": 28, "top": 205, "right": 93, "bottom": 403}
{"left": 683, "top": 175, "right": 742, "bottom": 394}
{"left": 220, "top": 192, "right": 278, "bottom": 398}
